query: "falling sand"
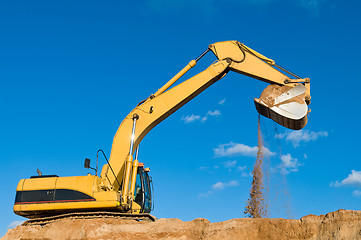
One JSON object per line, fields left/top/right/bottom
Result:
{"left": 244, "top": 115, "right": 268, "bottom": 218}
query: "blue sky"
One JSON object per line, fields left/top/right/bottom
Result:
{"left": 1, "top": 0, "right": 361, "bottom": 236}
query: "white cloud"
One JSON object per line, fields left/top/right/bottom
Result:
{"left": 212, "top": 180, "right": 239, "bottom": 190}
{"left": 276, "top": 130, "right": 328, "bottom": 147}
{"left": 182, "top": 110, "right": 221, "bottom": 123}
{"left": 201, "top": 110, "right": 221, "bottom": 122}
{"left": 237, "top": 165, "right": 246, "bottom": 171}
{"left": 218, "top": 98, "right": 226, "bottom": 105}
{"left": 333, "top": 170, "right": 361, "bottom": 187}
{"left": 241, "top": 171, "right": 252, "bottom": 177}
{"left": 181, "top": 114, "right": 201, "bottom": 123}
{"left": 199, "top": 166, "right": 210, "bottom": 171}
{"left": 237, "top": 165, "right": 251, "bottom": 177}
{"left": 213, "top": 142, "right": 275, "bottom": 158}
{"left": 212, "top": 182, "right": 224, "bottom": 190}
{"left": 198, "top": 165, "right": 222, "bottom": 173}
{"left": 207, "top": 110, "right": 221, "bottom": 116}
{"left": 199, "top": 180, "right": 239, "bottom": 198}
{"left": 239, "top": 0, "right": 329, "bottom": 9}
{"left": 198, "top": 190, "right": 214, "bottom": 198}
{"left": 297, "top": 0, "right": 328, "bottom": 10}
{"left": 279, "top": 154, "right": 301, "bottom": 175}
{"left": 200, "top": 161, "right": 242, "bottom": 174}
{"left": 148, "top": 0, "right": 216, "bottom": 13}
{"left": 222, "top": 160, "right": 237, "bottom": 168}
{"left": 353, "top": 190, "right": 361, "bottom": 197}
{"left": 147, "top": 0, "right": 329, "bottom": 15}
{"left": 8, "top": 220, "right": 24, "bottom": 229}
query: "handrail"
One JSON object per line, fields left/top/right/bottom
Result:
{"left": 97, "top": 149, "right": 121, "bottom": 189}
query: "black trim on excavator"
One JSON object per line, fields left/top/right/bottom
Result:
{"left": 30, "top": 175, "right": 59, "bottom": 179}
{"left": 15, "top": 189, "right": 95, "bottom": 205}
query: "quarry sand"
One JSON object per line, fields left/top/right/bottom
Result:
{"left": 2, "top": 209, "right": 361, "bottom": 240}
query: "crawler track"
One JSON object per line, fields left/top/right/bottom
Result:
{"left": 22, "top": 211, "right": 157, "bottom": 226}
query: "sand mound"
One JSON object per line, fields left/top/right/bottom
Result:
{"left": 2, "top": 209, "right": 361, "bottom": 240}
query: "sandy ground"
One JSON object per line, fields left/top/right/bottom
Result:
{"left": 2, "top": 209, "right": 361, "bottom": 240}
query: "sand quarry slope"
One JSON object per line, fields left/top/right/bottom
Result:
{"left": 2, "top": 209, "right": 361, "bottom": 240}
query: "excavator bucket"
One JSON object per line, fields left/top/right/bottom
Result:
{"left": 254, "top": 84, "right": 309, "bottom": 130}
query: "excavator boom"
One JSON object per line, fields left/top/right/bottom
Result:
{"left": 102, "top": 40, "right": 310, "bottom": 198}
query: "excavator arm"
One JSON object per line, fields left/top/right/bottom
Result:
{"left": 100, "top": 40, "right": 311, "bottom": 208}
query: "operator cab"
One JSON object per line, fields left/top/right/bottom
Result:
{"left": 83, "top": 154, "right": 153, "bottom": 213}
{"left": 134, "top": 165, "right": 153, "bottom": 213}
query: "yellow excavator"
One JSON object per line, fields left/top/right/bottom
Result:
{"left": 14, "top": 40, "right": 311, "bottom": 224}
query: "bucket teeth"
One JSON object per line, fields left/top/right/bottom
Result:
{"left": 254, "top": 84, "right": 309, "bottom": 130}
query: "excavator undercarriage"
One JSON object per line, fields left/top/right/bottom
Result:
{"left": 22, "top": 212, "right": 156, "bottom": 226}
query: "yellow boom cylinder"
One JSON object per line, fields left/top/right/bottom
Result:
{"left": 130, "top": 159, "right": 139, "bottom": 201}
{"left": 121, "top": 155, "right": 133, "bottom": 206}
{"left": 153, "top": 60, "right": 197, "bottom": 97}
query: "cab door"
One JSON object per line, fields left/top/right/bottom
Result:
{"left": 133, "top": 167, "right": 152, "bottom": 213}
{"left": 141, "top": 170, "right": 152, "bottom": 213}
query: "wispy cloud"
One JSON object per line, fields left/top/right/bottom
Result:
{"left": 213, "top": 142, "right": 275, "bottom": 158}
{"left": 198, "top": 190, "right": 214, "bottom": 198}
{"left": 237, "top": 165, "right": 246, "bottom": 171}
{"left": 201, "top": 110, "right": 221, "bottom": 122}
{"left": 199, "top": 166, "right": 210, "bottom": 171}
{"left": 222, "top": 160, "right": 237, "bottom": 168}
{"left": 241, "top": 171, "right": 252, "bottom": 177}
{"left": 198, "top": 165, "right": 221, "bottom": 174}
{"left": 279, "top": 153, "right": 302, "bottom": 175}
{"left": 8, "top": 220, "right": 24, "bottom": 229}
{"left": 147, "top": 0, "right": 216, "bottom": 13}
{"left": 147, "top": 0, "right": 330, "bottom": 15}
{"left": 199, "top": 180, "right": 239, "bottom": 198}
{"left": 218, "top": 98, "right": 226, "bottom": 105}
{"left": 200, "top": 160, "right": 249, "bottom": 175}
{"left": 332, "top": 170, "right": 361, "bottom": 187}
{"left": 181, "top": 114, "right": 201, "bottom": 123}
{"left": 353, "top": 190, "right": 361, "bottom": 197}
{"left": 212, "top": 180, "right": 239, "bottom": 190}
{"left": 182, "top": 110, "right": 221, "bottom": 123}
{"left": 296, "top": 0, "right": 329, "bottom": 12}
{"left": 222, "top": 160, "right": 244, "bottom": 173}
{"left": 233, "top": 0, "right": 329, "bottom": 9}
{"left": 237, "top": 165, "right": 251, "bottom": 177}
{"left": 276, "top": 130, "right": 328, "bottom": 147}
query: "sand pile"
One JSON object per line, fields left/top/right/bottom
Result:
{"left": 2, "top": 209, "right": 361, "bottom": 240}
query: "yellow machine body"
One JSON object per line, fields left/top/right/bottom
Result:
{"left": 14, "top": 175, "right": 122, "bottom": 218}
{"left": 14, "top": 170, "right": 149, "bottom": 218}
